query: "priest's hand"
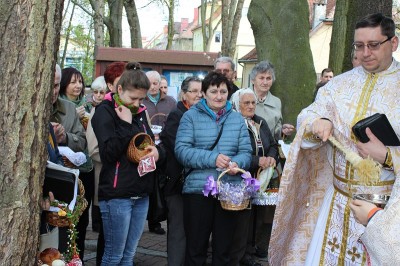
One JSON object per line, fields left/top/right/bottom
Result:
{"left": 356, "top": 127, "right": 387, "bottom": 164}
{"left": 349, "top": 199, "right": 378, "bottom": 226}
{"left": 311, "top": 118, "right": 333, "bottom": 142}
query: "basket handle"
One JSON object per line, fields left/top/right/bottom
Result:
{"left": 150, "top": 113, "right": 167, "bottom": 123}
{"left": 216, "top": 167, "right": 247, "bottom": 185}
{"left": 132, "top": 133, "right": 155, "bottom": 147}
{"left": 256, "top": 166, "right": 281, "bottom": 181}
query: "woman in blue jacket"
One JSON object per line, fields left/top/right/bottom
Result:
{"left": 175, "top": 71, "right": 252, "bottom": 266}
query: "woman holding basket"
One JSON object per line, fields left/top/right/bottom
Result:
{"left": 175, "top": 71, "right": 252, "bottom": 265}
{"left": 230, "top": 88, "right": 279, "bottom": 266}
{"left": 91, "top": 62, "right": 165, "bottom": 265}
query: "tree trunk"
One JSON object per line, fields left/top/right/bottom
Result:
{"left": 166, "top": 0, "right": 175, "bottom": 50}
{"left": 329, "top": 0, "right": 392, "bottom": 75}
{"left": 201, "top": 0, "right": 219, "bottom": 52}
{"left": 124, "top": 0, "right": 143, "bottom": 48}
{"left": 105, "top": 0, "right": 124, "bottom": 47}
{"left": 90, "top": 0, "right": 105, "bottom": 48}
{"left": 0, "top": 1, "right": 63, "bottom": 264}
{"left": 248, "top": 0, "right": 316, "bottom": 125}
{"left": 221, "top": 0, "right": 244, "bottom": 58}
{"left": 61, "top": 3, "right": 76, "bottom": 68}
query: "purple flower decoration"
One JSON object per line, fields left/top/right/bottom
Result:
{"left": 241, "top": 171, "right": 260, "bottom": 192}
{"left": 203, "top": 175, "right": 218, "bottom": 196}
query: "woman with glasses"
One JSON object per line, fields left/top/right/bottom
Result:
{"left": 230, "top": 88, "right": 279, "bottom": 266}
{"left": 160, "top": 76, "right": 202, "bottom": 266}
{"left": 89, "top": 76, "right": 107, "bottom": 107}
{"left": 175, "top": 71, "right": 252, "bottom": 265}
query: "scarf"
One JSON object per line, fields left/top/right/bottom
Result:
{"left": 113, "top": 93, "right": 139, "bottom": 114}
{"left": 147, "top": 92, "right": 160, "bottom": 104}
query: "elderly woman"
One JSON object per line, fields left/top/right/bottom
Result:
{"left": 160, "top": 76, "right": 202, "bottom": 266}
{"left": 175, "top": 71, "right": 252, "bottom": 265}
{"left": 232, "top": 60, "right": 294, "bottom": 258}
{"left": 88, "top": 76, "right": 107, "bottom": 106}
{"left": 230, "top": 88, "right": 279, "bottom": 266}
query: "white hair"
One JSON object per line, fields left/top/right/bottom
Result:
{"left": 55, "top": 63, "right": 62, "bottom": 79}
{"left": 231, "top": 88, "right": 256, "bottom": 113}
{"left": 146, "top": 70, "right": 161, "bottom": 82}
{"left": 91, "top": 76, "right": 107, "bottom": 91}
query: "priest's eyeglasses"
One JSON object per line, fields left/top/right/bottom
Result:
{"left": 352, "top": 36, "right": 393, "bottom": 51}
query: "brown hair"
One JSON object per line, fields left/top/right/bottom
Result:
{"left": 117, "top": 62, "right": 150, "bottom": 91}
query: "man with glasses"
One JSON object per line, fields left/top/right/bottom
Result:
{"left": 269, "top": 13, "right": 400, "bottom": 265}
{"left": 214, "top": 56, "right": 239, "bottom": 99}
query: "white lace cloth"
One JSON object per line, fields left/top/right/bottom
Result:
{"left": 58, "top": 146, "right": 87, "bottom": 166}
{"left": 252, "top": 191, "right": 279, "bottom": 205}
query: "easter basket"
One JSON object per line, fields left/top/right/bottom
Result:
{"left": 214, "top": 168, "right": 259, "bottom": 211}
{"left": 46, "top": 179, "right": 88, "bottom": 227}
{"left": 251, "top": 167, "right": 281, "bottom": 206}
{"left": 126, "top": 133, "right": 154, "bottom": 163}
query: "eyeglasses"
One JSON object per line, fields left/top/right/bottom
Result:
{"left": 93, "top": 90, "right": 106, "bottom": 95}
{"left": 352, "top": 36, "right": 393, "bottom": 51}
{"left": 187, "top": 90, "right": 202, "bottom": 94}
{"left": 241, "top": 101, "right": 256, "bottom": 106}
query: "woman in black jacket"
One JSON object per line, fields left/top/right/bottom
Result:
{"left": 160, "top": 76, "right": 202, "bottom": 266}
{"left": 92, "top": 62, "right": 165, "bottom": 265}
{"left": 230, "top": 88, "right": 279, "bottom": 266}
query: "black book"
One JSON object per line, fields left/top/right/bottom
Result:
{"left": 42, "top": 161, "right": 78, "bottom": 205}
{"left": 352, "top": 113, "right": 400, "bottom": 146}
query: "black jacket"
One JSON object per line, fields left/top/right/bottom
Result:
{"left": 92, "top": 96, "right": 165, "bottom": 200}
{"left": 248, "top": 114, "right": 279, "bottom": 174}
{"left": 159, "top": 101, "right": 187, "bottom": 196}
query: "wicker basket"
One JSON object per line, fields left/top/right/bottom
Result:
{"left": 46, "top": 179, "right": 88, "bottom": 227}
{"left": 217, "top": 168, "right": 250, "bottom": 211}
{"left": 150, "top": 113, "right": 167, "bottom": 128}
{"left": 126, "top": 133, "right": 154, "bottom": 163}
{"left": 252, "top": 167, "right": 281, "bottom": 206}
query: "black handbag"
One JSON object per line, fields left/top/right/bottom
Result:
{"left": 352, "top": 113, "right": 400, "bottom": 146}
{"left": 147, "top": 169, "right": 167, "bottom": 222}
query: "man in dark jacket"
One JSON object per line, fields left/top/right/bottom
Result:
{"left": 214, "top": 56, "right": 240, "bottom": 99}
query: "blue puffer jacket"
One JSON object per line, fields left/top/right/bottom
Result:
{"left": 175, "top": 99, "right": 252, "bottom": 194}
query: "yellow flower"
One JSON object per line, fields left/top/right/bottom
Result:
{"left": 58, "top": 209, "right": 67, "bottom": 216}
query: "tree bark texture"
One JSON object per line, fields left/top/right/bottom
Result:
{"left": 248, "top": 0, "right": 316, "bottom": 125}
{"left": 90, "top": 0, "right": 105, "bottom": 48}
{"left": 104, "top": 0, "right": 123, "bottom": 47}
{"left": 124, "top": 0, "right": 143, "bottom": 48}
{"left": 221, "top": 0, "right": 244, "bottom": 58}
{"left": 0, "top": 0, "right": 63, "bottom": 264}
{"left": 166, "top": 0, "right": 175, "bottom": 50}
{"left": 329, "top": 0, "right": 392, "bottom": 74}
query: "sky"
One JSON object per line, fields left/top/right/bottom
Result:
{"left": 124, "top": 0, "right": 201, "bottom": 45}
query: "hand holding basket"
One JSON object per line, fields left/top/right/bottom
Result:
{"left": 126, "top": 133, "right": 155, "bottom": 163}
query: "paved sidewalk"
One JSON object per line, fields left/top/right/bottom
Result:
{"left": 83, "top": 221, "right": 268, "bottom": 266}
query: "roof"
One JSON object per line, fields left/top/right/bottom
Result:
{"left": 95, "top": 47, "right": 219, "bottom": 66}
{"left": 238, "top": 48, "right": 258, "bottom": 63}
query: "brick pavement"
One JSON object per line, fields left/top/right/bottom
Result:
{"left": 83, "top": 220, "right": 268, "bottom": 266}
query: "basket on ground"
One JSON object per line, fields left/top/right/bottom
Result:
{"left": 217, "top": 168, "right": 254, "bottom": 211}
{"left": 127, "top": 133, "right": 154, "bottom": 163}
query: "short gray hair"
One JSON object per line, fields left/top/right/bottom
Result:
{"left": 55, "top": 63, "right": 62, "bottom": 79}
{"left": 214, "top": 56, "right": 236, "bottom": 71}
{"left": 146, "top": 70, "right": 161, "bottom": 82}
{"left": 250, "top": 60, "right": 275, "bottom": 83}
{"left": 91, "top": 76, "right": 107, "bottom": 91}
